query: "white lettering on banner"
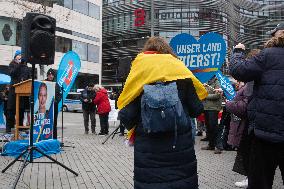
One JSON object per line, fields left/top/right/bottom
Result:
{"left": 203, "top": 43, "right": 222, "bottom": 52}
{"left": 176, "top": 44, "right": 200, "bottom": 54}
{"left": 42, "top": 128, "right": 51, "bottom": 135}
{"left": 178, "top": 53, "right": 220, "bottom": 68}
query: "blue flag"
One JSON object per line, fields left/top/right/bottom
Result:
{"left": 56, "top": 51, "right": 81, "bottom": 112}
{"left": 215, "top": 71, "right": 236, "bottom": 100}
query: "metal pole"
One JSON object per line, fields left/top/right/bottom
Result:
{"left": 61, "top": 86, "right": 64, "bottom": 144}
{"left": 151, "top": 0, "right": 154, "bottom": 37}
{"left": 29, "top": 63, "right": 36, "bottom": 163}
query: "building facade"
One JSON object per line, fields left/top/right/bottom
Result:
{"left": 102, "top": 0, "right": 284, "bottom": 85}
{"left": 0, "top": 0, "right": 102, "bottom": 90}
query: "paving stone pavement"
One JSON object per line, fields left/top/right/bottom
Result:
{"left": 0, "top": 112, "right": 282, "bottom": 189}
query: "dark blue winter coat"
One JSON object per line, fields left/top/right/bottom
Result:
{"left": 119, "top": 79, "right": 203, "bottom": 189}
{"left": 229, "top": 46, "right": 284, "bottom": 143}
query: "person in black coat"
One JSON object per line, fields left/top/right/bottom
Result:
{"left": 45, "top": 68, "right": 61, "bottom": 139}
{"left": 229, "top": 24, "right": 284, "bottom": 189}
{"left": 6, "top": 50, "right": 31, "bottom": 133}
{"left": 80, "top": 84, "right": 96, "bottom": 134}
{"left": 118, "top": 37, "right": 207, "bottom": 189}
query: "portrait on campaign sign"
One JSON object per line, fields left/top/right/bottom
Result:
{"left": 170, "top": 32, "right": 227, "bottom": 83}
{"left": 33, "top": 80, "right": 55, "bottom": 142}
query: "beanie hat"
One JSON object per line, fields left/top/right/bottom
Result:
{"left": 14, "top": 50, "right": 21, "bottom": 59}
{"left": 47, "top": 68, "right": 55, "bottom": 76}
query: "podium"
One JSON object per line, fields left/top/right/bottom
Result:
{"left": 13, "top": 79, "right": 32, "bottom": 140}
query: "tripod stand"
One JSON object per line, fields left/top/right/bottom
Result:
{"left": 2, "top": 63, "right": 78, "bottom": 189}
{"left": 102, "top": 123, "right": 123, "bottom": 145}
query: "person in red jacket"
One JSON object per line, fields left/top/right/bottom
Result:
{"left": 93, "top": 85, "right": 111, "bottom": 135}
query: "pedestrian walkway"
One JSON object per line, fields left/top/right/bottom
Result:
{"left": 0, "top": 112, "right": 282, "bottom": 189}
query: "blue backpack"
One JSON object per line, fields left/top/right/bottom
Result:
{"left": 141, "top": 82, "right": 189, "bottom": 135}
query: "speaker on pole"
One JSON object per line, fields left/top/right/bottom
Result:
{"left": 22, "top": 13, "right": 56, "bottom": 65}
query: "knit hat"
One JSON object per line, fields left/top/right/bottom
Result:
{"left": 47, "top": 68, "right": 55, "bottom": 76}
{"left": 14, "top": 50, "right": 21, "bottom": 59}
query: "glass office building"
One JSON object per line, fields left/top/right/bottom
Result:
{"left": 102, "top": 0, "right": 284, "bottom": 84}
{"left": 0, "top": 0, "right": 102, "bottom": 89}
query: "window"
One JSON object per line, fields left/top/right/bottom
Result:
{"left": 64, "top": 0, "right": 72, "bottom": 9}
{"left": 55, "top": 36, "right": 72, "bottom": 53}
{"left": 88, "top": 44, "right": 100, "bottom": 63}
{"left": 73, "top": 0, "right": 88, "bottom": 15}
{"left": 89, "top": 3, "right": 100, "bottom": 20}
{"left": 72, "top": 40, "right": 87, "bottom": 60}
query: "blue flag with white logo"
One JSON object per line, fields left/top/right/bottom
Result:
{"left": 215, "top": 71, "right": 236, "bottom": 100}
{"left": 56, "top": 51, "right": 81, "bottom": 113}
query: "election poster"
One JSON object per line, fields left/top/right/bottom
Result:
{"left": 170, "top": 32, "right": 236, "bottom": 100}
{"left": 33, "top": 80, "right": 55, "bottom": 143}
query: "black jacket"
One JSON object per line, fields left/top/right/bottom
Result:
{"left": 80, "top": 88, "right": 96, "bottom": 111}
{"left": 9, "top": 60, "right": 31, "bottom": 85}
{"left": 230, "top": 46, "right": 284, "bottom": 143}
{"left": 7, "top": 60, "right": 31, "bottom": 110}
{"left": 119, "top": 79, "right": 203, "bottom": 189}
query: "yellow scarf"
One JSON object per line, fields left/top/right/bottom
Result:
{"left": 117, "top": 53, "right": 208, "bottom": 110}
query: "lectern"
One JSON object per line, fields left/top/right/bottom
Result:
{"left": 13, "top": 79, "right": 32, "bottom": 139}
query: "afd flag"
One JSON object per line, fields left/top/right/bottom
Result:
{"left": 57, "top": 51, "right": 81, "bottom": 113}
{"left": 216, "top": 71, "right": 236, "bottom": 100}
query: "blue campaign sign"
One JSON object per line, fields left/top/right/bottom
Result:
{"left": 170, "top": 32, "right": 227, "bottom": 83}
{"left": 33, "top": 81, "right": 55, "bottom": 142}
{"left": 56, "top": 51, "right": 81, "bottom": 113}
{"left": 216, "top": 71, "right": 236, "bottom": 100}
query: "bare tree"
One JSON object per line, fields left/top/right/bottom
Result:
{"left": 0, "top": 0, "right": 71, "bottom": 79}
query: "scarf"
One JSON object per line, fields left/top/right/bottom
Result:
{"left": 117, "top": 53, "right": 208, "bottom": 110}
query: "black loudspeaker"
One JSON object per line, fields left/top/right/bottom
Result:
{"left": 22, "top": 13, "right": 56, "bottom": 65}
{"left": 117, "top": 56, "right": 132, "bottom": 82}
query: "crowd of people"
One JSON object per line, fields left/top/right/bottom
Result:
{"left": 117, "top": 23, "right": 284, "bottom": 189}
{"left": 1, "top": 22, "right": 284, "bottom": 189}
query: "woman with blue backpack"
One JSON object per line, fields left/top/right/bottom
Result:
{"left": 118, "top": 37, "right": 208, "bottom": 189}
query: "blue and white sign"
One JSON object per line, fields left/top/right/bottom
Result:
{"left": 57, "top": 51, "right": 81, "bottom": 113}
{"left": 0, "top": 103, "right": 5, "bottom": 129}
{"left": 170, "top": 32, "right": 227, "bottom": 83}
{"left": 215, "top": 71, "right": 236, "bottom": 100}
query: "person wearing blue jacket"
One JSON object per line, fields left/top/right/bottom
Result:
{"left": 229, "top": 23, "right": 284, "bottom": 189}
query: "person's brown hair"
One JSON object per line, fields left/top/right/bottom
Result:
{"left": 247, "top": 49, "right": 261, "bottom": 59}
{"left": 264, "top": 34, "right": 284, "bottom": 48}
{"left": 141, "top": 37, "right": 177, "bottom": 57}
